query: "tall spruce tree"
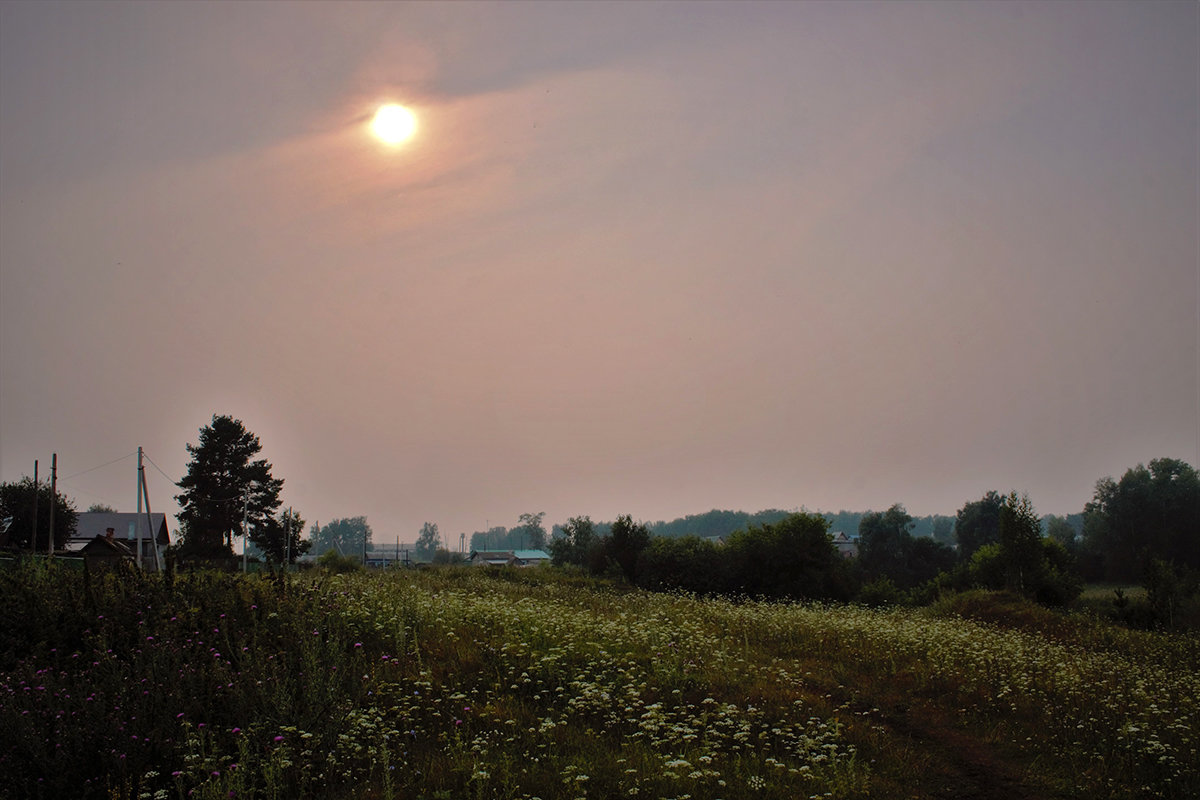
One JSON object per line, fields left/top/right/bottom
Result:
{"left": 175, "top": 415, "right": 283, "bottom": 557}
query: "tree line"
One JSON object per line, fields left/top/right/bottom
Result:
{"left": 467, "top": 513, "right": 548, "bottom": 552}
{"left": 548, "top": 512, "right": 854, "bottom": 600}
{"left": 2, "top": 411, "right": 1194, "bottom": 625}
{"left": 543, "top": 457, "right": 1198, "bottom": 627}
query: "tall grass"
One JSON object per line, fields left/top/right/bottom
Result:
{"left": 0, "top": 560, "right": 1195, "bottom": 799}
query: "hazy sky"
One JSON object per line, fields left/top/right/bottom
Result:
{"left": 2, "top": 1, "right": 1196, "bottom": 546}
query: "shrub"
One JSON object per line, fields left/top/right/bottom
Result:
{"left": 724, "top": 513, "right": 856, "bottom": 601}
{"left": 635, "top": 536, "right": 728, "bottom": 595}
{"left": 317, "top": 549, "right": 361, "bottom": 573}
{"left": 857, "top": 576, "right": 905, "bottom": 607}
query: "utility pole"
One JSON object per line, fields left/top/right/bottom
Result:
{"left": 285, "top": 509, "right": 291, "bottom": 568}
{"left": 48, "top": 454, "right": 57, "bottom": 557}
{"left": 138, "top": 458, "right": 162, "bottom": 572}
{"left": 136, "top": 447, "right": 144, "bottom": 569}
{"left": 30, "top": 460, "right": 38, "bottom": 554}
{"left": 242, "top": 488, "right": 249, "bottom": 573}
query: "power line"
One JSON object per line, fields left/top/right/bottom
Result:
{"left": 55, "top": 482, "right": 116, "bottom": 503}
{"left": 140, "top": 451, "right": 177, "bottom": 484}
{"left": 49, "top": 449, "right": 248, "bottom": 510}
{"left": 60, "top": 451, "right": 138, "bottom": 481}
{"left": 142, "top": 452, "right": 242, "bottom": 503}
{"left": 142, "top": 452, "right": 247, "bottom": 501}
{"left": 63, "top": 448, "right": 267, "bottom": 508}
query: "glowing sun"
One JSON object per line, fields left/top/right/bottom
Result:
{"left": 371, "top": 104, "right": 417, "bottom": 145}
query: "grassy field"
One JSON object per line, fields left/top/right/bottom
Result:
{"left": 0, "top": 561, "right": 1196, "bottom": 800}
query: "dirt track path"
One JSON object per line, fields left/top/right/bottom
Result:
{"left": 792, "top": 662, "right": 1053, "bottom": 800}
{"left": 871, "top": 699, "right": 1045, "bottom": 800}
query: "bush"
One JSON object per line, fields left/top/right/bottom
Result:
{"left": 857, "top": 576, "right": 905, "bottom": 607}
{"left": 635, "top": 536, "right": 728, "bottom": 595}
{"left": 317, "top": 550, "right": 361, "bottom": 574}
{"left": 724, "top": 513, "right": 856, "bottom": 601}
{"left": 929, "top": 589, "right": 1071, "bottom": 637}
{"left": 957, "top": 539, "right": 1082, "bottom": 608}
{"left": 1143, "top": 560, "right": 1200, "bottom": 630}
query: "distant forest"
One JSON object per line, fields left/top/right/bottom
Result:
{"left": 367, "top": 507, "right": 1080, "bottom": 556}
{"left": 513, "top": 508, "right": 1083, "bottom": 548}
{"left": 350, "top": 507, "right": 1084, "bottom": 556}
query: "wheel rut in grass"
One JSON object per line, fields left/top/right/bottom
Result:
{"left": 793, "top": 663, "right": 1049, "bottom": 800}
{"left": 868, "top": 699, "right": 1046, "bottom": 800}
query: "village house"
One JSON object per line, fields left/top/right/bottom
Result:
{"left": 67, "top": 512, "right": 171, "bottom": 570}
{"left": 830, "top": 531, "right": 859, "bottom": 559}
{"left": 76, "top": 528, "right": 136, "bottom": 571}
{"left": 467, "top": 549, "right": 551, "bottom": 567}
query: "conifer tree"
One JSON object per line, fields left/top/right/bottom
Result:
{"left": 176, "top": 415, "right": 283, "bottom": 556}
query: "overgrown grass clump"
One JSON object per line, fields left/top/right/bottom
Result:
{"left": 0, "top": 559, "right": 1196, "bottom": 799}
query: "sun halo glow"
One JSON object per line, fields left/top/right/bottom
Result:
{"left": 371, "top": 104, "right": 417, "bottom": 145}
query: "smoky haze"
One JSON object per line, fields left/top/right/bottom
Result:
{"left": 1, "top": 1, "right": 1196, "bottom": 545}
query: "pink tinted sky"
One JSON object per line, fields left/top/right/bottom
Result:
{"left": 1, "top": 1, "right": 1196, "bottom": 546}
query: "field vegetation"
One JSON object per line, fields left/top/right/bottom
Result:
{"left": 1, "top": 559, "right": 1196, "bottom": 800}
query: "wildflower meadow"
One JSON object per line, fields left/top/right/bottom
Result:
{"left": 0, "top": 560, "right": 1195, "bottom": 799}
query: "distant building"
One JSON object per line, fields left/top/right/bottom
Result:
{"left": 69, "top": 512, "right": 171, "bottom": 570}
{"left": 831, "top": 531, "right": 859, "bottom": 559}
{"left": 364, "top": 553, "right": 413, "bottom": 568}
{"left": 468, "top": 549, "right": 551, "bottom": 567}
